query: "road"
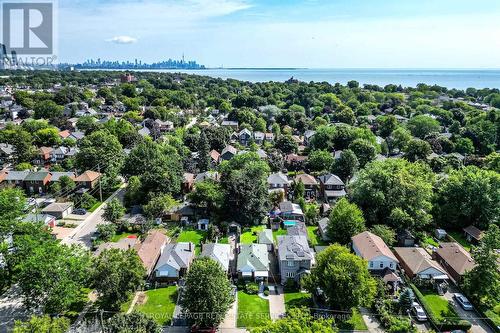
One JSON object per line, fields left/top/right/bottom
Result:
{"left": 62, "top": 184, "right": 127, "bottom": 249}
{"left": 0, "top": 286, "right": 31, "bottom": 333}
{"left": 443, "top": 289, "right": 494, "bottom": 333}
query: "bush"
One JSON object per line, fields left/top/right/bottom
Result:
{"left": 245, "top": 282, "right": 259, "bottom": 295}
{"left": 264, "top": 290, "right": 270, "bottom": 296}
{"left": 283, "top": 278, "right": 296, "bottom": 292}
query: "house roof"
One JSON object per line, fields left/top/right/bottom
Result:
{"left": 201, "top": 243, "right": 231, "bottom": 271}
{"left": 24, "top": 171, "right": 50, "bottom": 182}
{"left": 463, "top": 225, "right": 483, "bottom": 241}
{"left": 436, "top": 242, "right": 476, "bottom": 276}
{"left": 285, "top": 154, "right": 307, "bottom": 163}
{"left": 183, "top": 173, "right": 195, "bottom": 184}
{"left": 237, "top": 243, "right": 269, "bottom": 272}
{"left": 287, "top": 222, "right": 308, "bottom": 237}
{"left": 155, "top": 242, "right": 195, "bottom": 272}
{"left": 135, "top": 231, "right": 168, "bottom": 274}
{"left": 59, "top": 130, "right": 71, "bottom": 139}
{"left": 0, "top": 143, "right": 14, "bottom": 155}
{"left": 277, "top": 235, "right": 313, "bottom": 261}
{"left": 258, "top": 229, "right": 274, "bottom": 245}
{"left": 352, "top": 231, "right": 399, "bottom": 262}
{"left": 256, "top": 149, "right": 267, "bottom": 159}
{"left": 4, "top": 170, "right": 29, "bottom": 181}
{"left": 279, "top": 201, "right": 303, "bottom": 215}
{"left": 393, "top": 247, "right": 447, "bottom": 277}
{"left": 75, "top": 170, "right": 101, "bottom": 182}
{"left": 268, "top": 172, "right": 289, "bottom": 185}
{"left": 295, "top": 173, "right": 318, "bottom": 186}
{"left": 210, "top": 150, "right": 220, "bottom": 161}
{"left": 22, "top": 213, "right": 55, "bottom": 225}
{"left": 195, "top": 171, "right": 220, "bottom": 183}
{"left": 39, "top": 146, "right": 53, "bottom": 155}
{"left": 318, "top": 174, "right": 344, "bottom": 186}
{"left": 41, "top": 202, "right": 73, "bottom": 213}
{"left": 221, "top": 145, "right": 237, "bottom": 156}
{"left": 318, "top": 217, "right": 329, "bottom": 234}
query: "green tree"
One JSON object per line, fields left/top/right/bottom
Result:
{"left": 307, "top": 150, "right": 334, "bottom": 172}
{"left": 398, "top": 288, "right": 415, "bottom": 312}
{"left": 92, "top": 249, "right": 145, "bottom": 310}
{"left": 16, "top": 243, "right": 91, "bottom": 314}
{"left": 252, "top": 307, "right": 337, "bottom": 333}
{"left": 370, "top": 225, "right": 396, "bottom": 246}
{"left": 405, "top": 139, "right": 431, "bottom": 162}
{"left": 275, "top": 135, "right": 298, "bottom": 154}
{"left": 326, "top": 198, "right": 366, "bottom": 244}
{"left": 350, "top": 159, "right": 434, "bottom": 231}
{"left": 484, "top": 152, "right": 500, "bottom": 173}
{"left": 348, "top": 139, "right": 376, "bottom": 168}
{"left": 33, "top": 127, "right": 61, "bottom": 147}
{"left": 293, "top": 179, "right": 305, "bottom": 200}
{"left": 105, "top": 312, "right": 161, "bottom": 333}
{"left": 96, "top": 223, "right": 117, "bottom": 241}
{"left": 80, "top": 192, "right": 97, "bottom": 210}
{"left": 180, "top": 257, "right": 233, "bottom": 327}
{"left": 407, "top": 115, "right": 441, "bottom": 139}
{"left": 377, "top": 115, "right": 398, "bottom": 138}
{"left": 75, "top": 130, "right": 124, "bottom": 176}
{"left": 433, "top": 166, "right": 500, "bottom": 230}
{"left": 303, "top": 244, "right": 376, "bottom": 310}
{"left": 124, "top": 176, "right": 142, "bottom": 207}
{"left": 331, "top": 149, "right": 359, "bottom": 182}
{"left": 388, "top": 127, "right": 412, "bottom": 153}
{"left": 103, "top": 199, "right": 125, "bottom": 224}
{"left": 0, "top": 188, "right": 27, "bottom": 235}
{"left": 462, "top": 224, "right": 500, "bottom": 307}
{"left": 455, "top": 137, "right": 475, "bottom": 155}
{"left": 188, "top": 180, "right": 224, "bottom": 214}
{"left": 197, "top": 131, "right": 211, "bottom": 172}
{"left": 143, "top": 193, "right": 179, "bottom": 219}
{"left": 13, "top": 315, "right": 70, "bottom": 333}
{"left": 34, "top": 100, "right": 63, "bottom": 120}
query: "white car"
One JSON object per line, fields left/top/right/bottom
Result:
{"left": 454, "top": 293, "right": 473, "bottom": 311}
{"left": 411, "top": 301, "right": 428, "bottom": 321}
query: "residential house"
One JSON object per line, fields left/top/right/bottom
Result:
{"left": 182, "top": 173, "right": 195, "bottom": 193}
{"left": 253, "top": 132, "right": 264, "bottom": 145}
{"left": 264, "top": 132, "right": 274, "bottom": 143}
{"left": 22, "top": 213, "right": 56, "bottom": 228}
{"left": 318, "top": 174, "right": 346, "bottom": 203}
{"left": 287, "top": 221, "right": 308, "bottom": 238}
{"left": 303, "top": 130, "right": 316, "bottom": 146}
{"left": 258, "top": 229, "right": 274, "bottom": 251}
{"left": 23, "top": 171, "right": 51, "bottom": 194}
{"left": 256, "top": 149, "right": 268, "bottom": 160}
{"left": 0, "top": 143, "right": 14, "bottom": 165}
{"left": 463, "top": 225, "right": 483, "bottom": 243}
{"left": 237, "top": 243, "right": 269, "bottom": 281}
{"left": 220, "top": 145, "right": 237, "bottom": 161}
{"left": 201, "top": 243, "right": 231, "bottom": 273}
{"left": 279, "top": 201, "right": 304, "bottom": 222}
{"left": 34, "top": 147, "right": 53, "bottom": 165}
{"left": 49, "top": 171, "right": 76, "bottom": 184}
{"left": 41, "top": 202, "right": 73, "bottom": 219}
{"left": 317, "top": 217, "right": 330, "bottom": 242}
{"left": 75, "top": 170, "right": 101, "bottom": 189}
{"left": 294, "top": 173, "right": 318, "bottom": 199}
{"left": 267, "top": 172, "right": 290, "bottom": 196}
{"left": 194, "top": 171, "right": 220, "bottom": 184}
{"left": 393, "top": 247, "right": 448, "bottom": 280}
{"left": 238, "top": 128, "right": 252, "bottom": 146}
{"left": 434, "top": 242, "right": 476, "bottom": 283}
{"left": 58, "top": 130, "right": 71, "bottom": 140}
{"left": 352, "top": 231, "right": 399, "bottom": 272}
{"left": 154, "top": 119, "right": 174, "bottom": 132}
{"left": 209, "top": 150, "right": 220, "bottom": 166}
{"left": 69, "top": 131, "right": 85, "bottom": 141}
{"left": 153, "top": 242, "right": 196, "bottom": 281}
{"left": 135, "top": 230, "right": 168, "bottom": 276}
{"left": 221, "top": 120, "right": 239, "bottom": 130}
{"left": 277, "top": 235, "right": 313, "bottom": 285}
{"left": 95, "top": 235, "right": 139, "bottom": 256}
{"left": 285, "top": 154, "right": 307, "bottom": 170}
{"left": 0, "top": 170, "right": 29, "bottom": 188}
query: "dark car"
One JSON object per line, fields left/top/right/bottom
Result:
{"left": 73, "top": 208, "right": 87, "bottom": 215}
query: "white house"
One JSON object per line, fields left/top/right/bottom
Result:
{"left": 352, "top": 231, "right": 399, "bottom": 272}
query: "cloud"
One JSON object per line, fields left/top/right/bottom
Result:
{"left": 105, "top": 36, "right": 138, "bottom": 44}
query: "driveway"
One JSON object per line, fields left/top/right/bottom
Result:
{"left": 443, "top": 290, "right": 494, "bottom": 333}
{"left": 268, "top": 285, "right": 285, "bottom": 321}
{"left": 219, "top": 298, "right": 237, "bottom": 329}
{"left": 0, "top": 286, "right": 32, "bottom": 333}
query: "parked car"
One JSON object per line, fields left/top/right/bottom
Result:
{"left": 73, "top": 208, "right": 87, "bottom": 215}
{"left": 454, "top": 293, "right": 473, "bottom": 311}
{"left": 411, "top": 301, "right": 428, "bottom": 321}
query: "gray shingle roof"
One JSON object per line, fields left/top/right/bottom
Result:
{"left": 277, "top": 235, "right": 312, "bottom": 261}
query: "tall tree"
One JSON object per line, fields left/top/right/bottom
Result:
{"left": 106, "top": 312, "right": 161, "bottom": 333}
{"left": 75, "top": 130, "right": 124, "bottom": 176}
{"left": 103, "top": 199, "right": 125, "bottom": 224}
{"left": 331, "top": 149, "right": 359, "bottom": 182}
{"left": 180, "top": 257, "right": 233, "bottom": 328}
{"left": 303, "top": 244, "right": 376, "bottom": 310}
{"left": 92, "top": 249, "right": 145, "bottom": 310}
{"left": 348, "top": 139, "right": 376, "bottom": 168}
{"left": 13, "top": 315, "right": 70, "bottom": 333}
{"left": 252, "top": 307, "right": 337, "bottom": 333}
{"left": 326, "top": 198, "right": 366, "bottom": 244}
{"left": 350, "top": 159, "right": 434, "bottom": 231}
{"left": 407, "top": 115, "right": 441, "bottom": 139}
{"left": 405, "top": 139, "right": 431, "bottom": 162}
{"left": 197, "top": 131, "right": 211, "bottom": 172}
{"left": 307, "top": 150, "right": 334, "bottom": 172}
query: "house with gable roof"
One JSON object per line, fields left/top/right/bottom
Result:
{"left": 352, "top": 231, "right": 399, "bottom": 272}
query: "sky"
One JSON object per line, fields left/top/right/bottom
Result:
{"left": 50, "top": 0, "right": 500, "bottom": 68}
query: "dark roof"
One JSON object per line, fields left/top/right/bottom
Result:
{"left": 24, "top": 171, "right": 50, "bottom": 181}
{"left": 463, "top": 225, "right": 483, "bottom": 241}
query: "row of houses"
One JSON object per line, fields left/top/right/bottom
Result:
{"left": 0, "top": 169, "right": 101, "bottom": 194}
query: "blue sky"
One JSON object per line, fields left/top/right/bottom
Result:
{"left": 54, "top": 0, "right": 500, "bottom": 68}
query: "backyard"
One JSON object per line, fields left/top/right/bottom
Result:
{"left": 284, "top": 291, "right": 312, "bottom": 310}
{"left": 175, "top": 229, "right": 207, "bottom": 254}
{"left": 272, "top": 228, "right": 287, "bottom": 241}
{"left": 122, "top": 287, "right": 178, "bottom": 325}
{"left": 337, "top": 308, "right": 368, "bottom": 331}
{"left": 447, "top": 231, "right": 471, "bottom": 252}
{"left": 110, "top": 232, "right": 139, "bottom": 243}
{"left": 237, "top": 290, "right": 270, "bottom": 328}
{"left": 307, "top": 226, "right": 326, "bottom": 247}
{"left": 240, "top": 225, "right": 265, "bottom": 244}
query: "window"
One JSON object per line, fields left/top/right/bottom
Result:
{"left": 286, "top": 272, "right": 295, "bottom": 278}
{"left": 369, "top": 262, "right": 373, "bottom": 268}
{"left": 389, "top": 263, "right": 393, "bottom": 268}
{"left": 379, "top": 263, "right": 384, "bottom": 268}
{"left": 287, "top": 260, "right": 294, "bottom": 267}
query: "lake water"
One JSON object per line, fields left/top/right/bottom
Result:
{"left": 153, "top": 68, "right": 500, "bottom": 90}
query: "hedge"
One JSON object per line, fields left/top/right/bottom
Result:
{"left": 410, "top": 283, "right": 472, "bottom": 332}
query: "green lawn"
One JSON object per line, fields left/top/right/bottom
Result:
{"left": 237, "top": 291, "right": 269, "bottom": 328}
{"left": 88, "top": 201, "right": 103, "bottom": 212}
{"left": 129, "top": 287, "right": 178, "bottom": 325}
{"left": 421, "top": 236, "right": 439, "bottom": 247}
{"left": 110, "top": 232, "right": 138, "bottom": 243}
{"left": 337, "top": 308, "right": 368, "bottom": 331}
{"left": 420, "top": 290, "right": 460, "bottom": 322}
{"left": 176, "top": 229, "right": 207, "bottom": 254}
{"left": 485, "top": 305, "right": 500, "bottom": 327}
{"left": 272, "top": 228, "right": 287, "bottom": 241}
{"left": 284, "top": 291, "right": 312, "bottom": 310}
{"left": 307, "top": 226, "right": 326, "bottom": 247}
{"left": 218, "top": 236, "right": 229, "bottom": 244}
{"left": 240, "top": 226, "right": 265, "bottom": 244}
{"left": 447, "top": 231, "right": 471, "bottom": 252}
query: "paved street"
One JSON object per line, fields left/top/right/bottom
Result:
{"left": 0, "top": 286, "right": 31, "bottom": 333}
{"left": 61, "top": 184, "right": 127, "bottom": 249}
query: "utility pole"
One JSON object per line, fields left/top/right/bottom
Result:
{"left": 97, "top": 164, "right": 103, "bottom": 202}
